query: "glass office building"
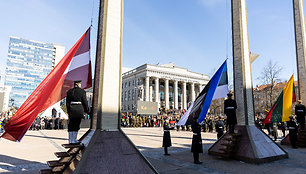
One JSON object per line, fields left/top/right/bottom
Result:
{"left": 4, "top": 36, "right": 65, "bottom": 107}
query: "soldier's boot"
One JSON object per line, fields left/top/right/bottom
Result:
{"left": 68, "top": 132, "right": 73, "bottom": 144}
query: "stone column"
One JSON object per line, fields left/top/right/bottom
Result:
{"left": 198, "top": 84, "right": 202, "bottom": 96}
{"left": 145, "top": 76, "right": 150, "bottom": 101}
{"left": 293, "top": 0, "right": 306, "bottom": 102}
{"left": 92, "top": 0, "right": 123, "bottom": 131}
{"left": 183, "top": 81, "right": 187, "bottom": 110}
{"left": 149, "top": 84, "right": 153, "bottom": 102}
{"left": 165, "top": 79, "right": 169, "bottom": 109}
{"left": 155, "top": 78, "right": 159, "bottom": 106}
{"left": 174, "top": 80, "right": 178, "bottom": 109}
{"left": 209, "top": 0, "right": 288, "bottom": 163}
{"left": 232, "top": 0, "right": 254, "bottom": 126}
{"left": 191, "top": 83, "right": 195, "bottom": 102}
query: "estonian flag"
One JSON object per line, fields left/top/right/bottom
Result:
{"left": 177, "top": 60, "right": 228, "bottom": 125}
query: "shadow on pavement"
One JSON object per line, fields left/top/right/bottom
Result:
{"left": 0, "top": 154, "right": 47, "bottom": 174}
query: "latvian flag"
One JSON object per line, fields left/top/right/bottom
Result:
{"left": 1, "top": 28, "right": 92, "bottom": 142}
{"left": 177, "top": 60, "right": 228, "bottom": 125}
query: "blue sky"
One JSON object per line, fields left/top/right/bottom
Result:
{"left": 0, "top": 0, "right": 300, "bottom": 86}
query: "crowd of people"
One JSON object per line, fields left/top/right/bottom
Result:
{"left": 120, "top": 109, "right": 228, "bottom": 134}
{"left": 0, "top": 107, "right": 68, "bottom": 134}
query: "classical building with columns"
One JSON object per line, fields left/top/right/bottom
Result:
{"left": 121, "top": 63, "right": 209, "bottom": 113}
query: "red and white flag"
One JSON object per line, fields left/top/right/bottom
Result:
{"left": 1, "top": 28, "right": 92, "bottom": 142}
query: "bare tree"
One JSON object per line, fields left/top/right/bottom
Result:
{"left": 256, "top": 60, "right": 283, "bottom": 108}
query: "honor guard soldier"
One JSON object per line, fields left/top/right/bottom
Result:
{"left": 215, "top": 116, "right": 224, "bottom": 139}
{"left": 191, "top": 118, "right": 203, "bottom": 164}
{"left": 224, "top": 93, "right": 237, "bottom": 133}
{"left": 162, "top": 118, "right": 174, "bottom": 155}
{"left": 66, "top": 80, "right": 89, "bottom": 144}
{"left": 287, "top": 116, "right": 298, "bottom": 148}
{"left": 295, "top": 100, "right": 306, "bottom": 130}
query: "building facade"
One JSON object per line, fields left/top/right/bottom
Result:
{"left": 121, "top": 63, "right": 209, "bottom": 113}
{"left": 0, "top": 86, "right": 11, "bottom": 112}
{"left": 4, "top": 36, "right": 65, "bottom": 107}
{"left": 253, "top": 81, "right": 299, "bottom": 116}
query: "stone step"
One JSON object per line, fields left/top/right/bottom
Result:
{"left": 55, "top": 152, "right": 70, "bottom": 158}
{"left": 219, "top": 145, "right": 233, "bottom": 152}
{"left": 51, "top": 166, "right": 65, "bottom": 173}
{"left": 47, "top": 160, "right": 67, "bottom": 167}
{"left": 62, "top": 144, "right": 84, "bottom": 149}
{"left": 40, "top": 169, "right": 53, "bottom": 174}
{"left": 221, "top": 143, "right": 235, "bottom": 147}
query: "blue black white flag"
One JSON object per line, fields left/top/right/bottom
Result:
{"left": 177, "top": 60, "right": 228, "bottom": 125}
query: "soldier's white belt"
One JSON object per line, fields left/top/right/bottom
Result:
{"left": 164, "top": 130, "right": 170, "bottom": 132}
{"left": 71, "top": 101, "right": 82, "bottom": 105}
{"left": 219, "top": 127, "right": 223, "bottom": 128}
{"left": 226, "top": 107, "right": 235, "bottom": 109}
{"left": 297, "top": 110, "right": 304, "bottom": 112}
{"left": 289, "top": 127, "right": 296, "bottom": 130}
{"left": 193, "top": 133, "right": 198, "bottom": 135}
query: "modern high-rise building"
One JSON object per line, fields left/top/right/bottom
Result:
{"left": 4, "top": 36, "right": 65, "bottom": 107}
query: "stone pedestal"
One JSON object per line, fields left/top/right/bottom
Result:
{"left": 209, "top": 126, "right": 288, "bottom": 163}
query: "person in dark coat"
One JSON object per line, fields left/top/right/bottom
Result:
{"left": 287, "top": 116, "right": 298, "bottom": 148}
{"left": 66, "top": 80, "right": 89, "bottom": 144}
{"left": 162, "top": 118, "right": 174, "bottom": 155}
{"left": 215, "top": 116, "right": 224, "bottom": 139}
{"left": 295, "top": 100, "right": 306, "bottom": 130}
{"left": 224, "top": 93, "right": 237, "bottom": 133}
{"left": 191, "top": 118, "right": 203, "bottom": 164}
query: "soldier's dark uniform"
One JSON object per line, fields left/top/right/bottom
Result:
{"left": 163, "top": 121, "right": 174, "bottom": 155}
{"left": 191, "top": 119, "right": 203, "bottom": 164}
{"left": 295, "top": 101, "right": 306, "bottom": 130}
{"left": 224, "top": 94, "right": 237, "bottom": 133}
{"left": 287, "top": 116, "right": 298, "bottom": 148}
{"left": 66, "top": 81, "right": 89, "bottom": 144}
{"left": 215, "top": 119, "right": 224, "bottom": 139}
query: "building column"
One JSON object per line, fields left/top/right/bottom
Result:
{"left": 154, "top": 78, "right": 159, "bottom": 106}
{"left": 183, "top": 81, "right": 187, "bottom": 110}
{"left": 174, "top": 80, "right": 178, "bottom": 109}
{"left": 198, "top": 84, "right": 202, "bottom": 96}
{"left": 145, "top": 76, "right": 150, "bottom": 101}
{"left": 165, "top": 79, "right": 169, "bottom": 109}
{"left": 149, "top": 83, "right": 153, "bottom": 102}
{"left": 191, "top": 82, "right": 195, "bottom": 102}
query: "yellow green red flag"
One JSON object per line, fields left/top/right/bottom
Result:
{"left": 262, "top": 75, "right": 295, "bottom": 123}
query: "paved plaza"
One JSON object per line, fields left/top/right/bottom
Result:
{"left": 0, "top": 128, "right": 306, "bottom": 173}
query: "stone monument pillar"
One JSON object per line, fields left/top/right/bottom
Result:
{"left": 293, "top": 0, "right": 306, "bottom": 102}
{"left": 208, "top": 0, "right": 288, "bottom": 163}
{"left": 74, "top": 0, "right": 157, "bottom": 173}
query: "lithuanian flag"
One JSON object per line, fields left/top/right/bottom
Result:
{"left": 262, "top": 75, "right": 296, "bottom": 124}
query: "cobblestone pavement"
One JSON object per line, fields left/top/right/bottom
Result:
{"left": 0, "top": 128, "right": 306, "bottom": 174}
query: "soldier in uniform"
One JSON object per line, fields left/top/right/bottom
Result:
{"left": 162, "top": 118, "right": 174, "bottom": 155}
{"left": 215, "top": 116, "right": 224, "bottom": 139}
{"left": 66, "top": 80, "right": 89, "bottom": 144}
{"left": 287, "top": 116, "right": 298, "bottom": 148}
{"left": 295, "top": 100, "right": 306, "bottom": 130}
{"left": 224, "top": 93, "right": 237, "bottom": 133}
{"left": 191, "top": 118, "right": 203, "bottom": 164}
